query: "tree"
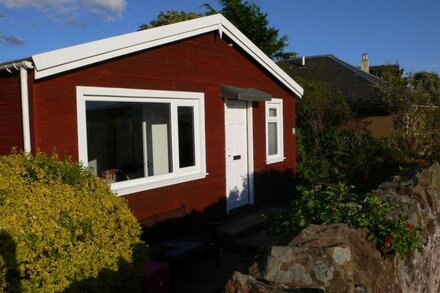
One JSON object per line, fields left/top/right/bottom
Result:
{"left": 412, "top": 71, "right": 440, "bottom": 106}
{"left": 374, "top": 65, "right": 410, "bottom": 113}
{"left": 138, "top": 0, "right": 291, "bottom": 60}
{"left": 296, "top": 79, "right": 353, "bottom": 144}
{"left": 138, "top": 10, "right": 203, "bottom": 30}
{"left": 375, "top": 69, "right": 440, "bottom": 162}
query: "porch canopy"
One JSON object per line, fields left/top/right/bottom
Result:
{"left": 220, "top": 85, "right": 272, "bottom": 102}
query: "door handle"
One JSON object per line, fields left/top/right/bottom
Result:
{"left": 233, "top": 155, "right": 241, "bottom": 160}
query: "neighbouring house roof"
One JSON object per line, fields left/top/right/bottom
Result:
{"left": 0, "top": 14, "right": 303, "bottom": 97}
{"left": 277, "top": 54, "right": 385, "bottom": 113}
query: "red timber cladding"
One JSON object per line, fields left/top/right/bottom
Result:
{"left": 0, "top": 73, "right": 23, "bottom": 154}
{"left": 32, "top": 32, "right": 296, "bottom": 221}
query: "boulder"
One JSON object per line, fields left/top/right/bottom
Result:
{"left": 250, "top": 224, "right": 401, "bottom": 293}
{"left": 225, "top": 271, "right": 324, "bottom": 293}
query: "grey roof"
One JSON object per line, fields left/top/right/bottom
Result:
{"left": 277, "top": 54, "right": 386, "bottom": 114}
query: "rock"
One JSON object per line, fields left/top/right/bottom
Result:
{"left": 224, "top": 271, "right": 277, "bottom": 293}
{"left": 250, "top": 224, "right": 401, "bottom": 293}
{"left": 225, "top": 271, "right": 324, "bottom": 293}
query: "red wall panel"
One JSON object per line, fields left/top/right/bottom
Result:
{"left": 32, "top": 33, "right": 297, "bottom": 221}
{"left": 0, "top": 73, "right": 23, "bottom": 154}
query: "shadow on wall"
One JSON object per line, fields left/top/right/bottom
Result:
{"left": 254, "top": 168, "right": 297, "bottom": 206}
{"left": 141, "top": 198, "right": 227, "bottom": 244}
{"left": 142, "top": 168, "right": 298, "bottom": 242}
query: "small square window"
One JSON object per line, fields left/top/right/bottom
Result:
{"left": 269, "top": 108, "right": 277, "bottom": 117}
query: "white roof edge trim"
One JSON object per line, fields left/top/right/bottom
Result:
{"left": 32, "top": 14, "right": 303, "bottom": 97}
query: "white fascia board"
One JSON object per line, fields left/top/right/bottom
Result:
{"left": 32, "top": 14, "right": 303, "bottom": 97}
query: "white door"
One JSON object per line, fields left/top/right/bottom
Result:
{"left": 225, "top": 99, "right": 250, "bottom": 212}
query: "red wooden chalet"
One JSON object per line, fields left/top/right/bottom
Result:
{"left": 0, "top": 14, "right": 303, "bottom": 222}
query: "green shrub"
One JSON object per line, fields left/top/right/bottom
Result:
{"left": 266, "top": 183, "right": 423, "bottom": 259}
{"left": 0, "top": 152, "right": 146, "bottom": 292}
{"left": 297, "top": 128, "right": 403, "bottom": 190}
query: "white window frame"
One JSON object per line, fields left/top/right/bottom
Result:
{"left": 265, "top": 98, "right": 284, "bottom": 164}
{"left": 76, "top": 86, "right": 207, "bottom": 196}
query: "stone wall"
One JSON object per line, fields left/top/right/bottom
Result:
{"left": 374, "top": 163, "right": 440, "bottom": 293}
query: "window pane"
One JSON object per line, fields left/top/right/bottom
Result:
{"left": 178, "top": 106, "right": 195, "bottom": 168}
{"left": 86, "top": 101, "right": 172, "bottom": 183}
{"left": 144, "top": 103, "right": 173, "bottom": 177}
{"left": 269, "top": 108, "right": 277, "bottom": 117}
{"left": 268, "top": 122, "right": 278, "bottom": 155}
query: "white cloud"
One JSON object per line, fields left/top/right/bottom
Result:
{"left": 1, "top": 34, "right": 25, "bottom": 46}
{"left": 80, "top": 0, "right": 126, "bottom": 17}
{"left": 0, "top": 0, "right": 126, "bottom": 19}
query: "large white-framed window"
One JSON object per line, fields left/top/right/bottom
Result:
{"left": 77, "top": 86, "right": 207, "bottom": 196}
{"left": 265, "top": 98, "right": 284, "bottom": 164}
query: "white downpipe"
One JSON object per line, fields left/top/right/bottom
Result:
{"left": 19, "top": 62, "right": 33, "bottom": 152}
{"left": 20, "top": 67, "right": 31, "bottom": 152}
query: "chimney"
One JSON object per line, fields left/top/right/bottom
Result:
{"left": 361, "top": 53, "right": 369, "bottom": 73}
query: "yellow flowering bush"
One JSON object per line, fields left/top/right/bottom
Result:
{"left": 0, "top": 152, "right": 146, "bottom": 292}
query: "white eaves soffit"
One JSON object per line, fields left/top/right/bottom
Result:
{"left": 32, "top": 14, "right": 303, "bottom": 97}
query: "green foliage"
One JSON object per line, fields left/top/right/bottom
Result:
{"left": 266, "top": 184, "right": 423, "bottom": 258}
{"left": 0, "top": 152, "right": 146, "bottom": 292}
{"left": 412, "top": 71, "right": 440, "bottom": 106}
{"left": 297, "top": 128, "right": 402, "bottom": 190}
{"left": 375, "top": 68, "right": 440, "bottom": 163}
{"left": 374, "top": 65, "right": 410, "bottom": 113}
{"left": 391, "top": 106, "right": 440, "bottom": 162}
{"left": 138, "top": 10, "right": 203, "bottom": 30}
{"left": 296, "top": 79, "right": 353, "bottom": 143}
{"left": 294, "top": 79, "right": 402, "bottom": 189}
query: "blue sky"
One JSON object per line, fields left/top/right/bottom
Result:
{"left": 1, "top": 0, "right": 439, "bottom": 74}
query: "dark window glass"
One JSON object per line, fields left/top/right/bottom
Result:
{"left": 86, "top": 101, "right": 172, "bottom": 183}
{"left": 177, "top": 106, "right": 195, "bottom": 168}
